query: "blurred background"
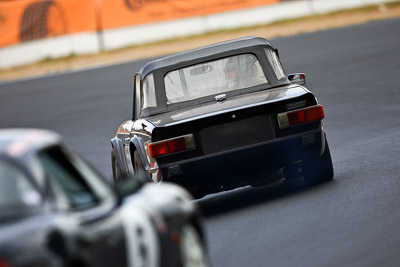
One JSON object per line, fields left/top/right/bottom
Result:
{"left": 0, "top": 0, "right": 393, "bottom": 71}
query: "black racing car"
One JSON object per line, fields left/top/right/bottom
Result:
{"left": 111, "top": 36, "right": 334, "bottom": 198}
{"left": 0, "top": 129, "right": 209, "bottom": 267}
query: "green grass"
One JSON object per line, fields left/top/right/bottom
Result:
{"left": 38, "top": 53, "right": 77, "bottom": 64}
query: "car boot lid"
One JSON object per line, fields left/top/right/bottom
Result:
{"left": 147, "top": 85, "right": 308, "bottom": 127}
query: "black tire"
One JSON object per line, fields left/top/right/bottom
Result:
{"left": 302, "top": 138, "right": 334, "bottom": 186}
{"left": 190, "top": 188, "right": 206, "bottom": 200}
{"left": 179, "top": 224, "right": 209, "bottom": 267}
{"left": 125, "top": 0, "right": 145, "bottom": 11}
{"left": 111, "top": 150, "right": 123, "bottom": 183}
{"left": 133, "top": 150, "right": 150, "bottom": 182}
{"left": 20, "top": 1, "right": 66, "bottom": 42}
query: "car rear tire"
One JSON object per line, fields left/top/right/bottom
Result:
{"left": 112, "top": 150, "right": 123, "bottom": 183}
{"left": 188, "top": 186, "right": 206, "bottom": 199}
{"left": 133, "top": 150, "right": 151, "bottom": 182}
{"left": 179, "top": 224, "right": 209, "bottom": 267}
{"left": 302, "top": 137, "right": 334, "bottom": 186}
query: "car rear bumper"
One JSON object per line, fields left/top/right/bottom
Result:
{"left": 159, "top": 128, "right": 325, "bottom": 194}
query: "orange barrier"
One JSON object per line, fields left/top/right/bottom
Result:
{"left": 102, "top": 0, "right": 279, "bottom": 29}
{"left": 0, "top": 0, "right": 278, "bottom": 48}
{"left": 0, "top": 0, "right": 96, "bottom": 47}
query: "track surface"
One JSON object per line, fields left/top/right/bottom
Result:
{"left": 1, "top": 18, "right": 400, "bottom": 267}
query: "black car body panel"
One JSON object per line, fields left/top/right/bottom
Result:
{"left": 147, "top": 85, "right": 307, "bottom": 127}
{"left": 111, "top": 36, "right": 334, "bottom": 198}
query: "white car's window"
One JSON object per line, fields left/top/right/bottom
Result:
{"left": 38, "top": 146, "right": 113, "bottom": 209}
{"left": 142, "top": 73, "right": 157, "bottom": 109}
{"left": 165, "top": 54, "right": 268, "bottom": 104}
{"left": 0, "top": 160, "right": 41, "bottom": 209}
{"left": 264, "top": 48, "right": 286, "bottom": 80}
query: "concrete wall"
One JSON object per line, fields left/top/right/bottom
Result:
{"left": 0, "top": 0, "right": 393, "bottom": 69}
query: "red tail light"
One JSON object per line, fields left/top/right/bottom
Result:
{"left": 148, "top": 134, "right": 196, "bottom": 158}
{"left": 278, "top": 105, "right": 325, "bottom": 129}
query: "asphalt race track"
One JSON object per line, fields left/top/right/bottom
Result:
{"left": 1, "top": 18, "right": 400, "bottom": 267}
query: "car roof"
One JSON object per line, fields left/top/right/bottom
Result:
{"left": 140, "top": 36, "right": 275, "bottom": 77}
{"left": 0, "top": 129, "right": 61, "bottom": 158}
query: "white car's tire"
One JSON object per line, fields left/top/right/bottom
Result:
{"left": 180, "top": 224, "right": 209, "bottom": 267}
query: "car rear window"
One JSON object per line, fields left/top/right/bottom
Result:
{"left": 164, "top": 54, "right": 268, "bottom": 104}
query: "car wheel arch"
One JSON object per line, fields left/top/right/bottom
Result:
{"left": 130, "top": 136, "right": 156, "bottom": 183}
{"left": 130, "top": 135, "right": 150, "bottom": 170}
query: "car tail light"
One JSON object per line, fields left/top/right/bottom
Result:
{"left": 277, "top": 105, "right": 325, "bottom": 129}
{"left": 148, "top": 134, "right": 196, "bottom": 158}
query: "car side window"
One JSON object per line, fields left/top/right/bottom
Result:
{"left": 38, "top": 146, "right": 113, "bottom": 210}
{"left": 142, "top": 73, "right": 157, "bottom": 109}
{"left": 264, "top": 48, "right": 286, "bottom": 80}
{"left": 0, "top": 159, "right": 41, "bottom": 209}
